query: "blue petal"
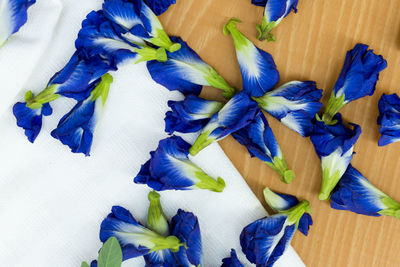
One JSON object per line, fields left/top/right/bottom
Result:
{"left": 265, "top": 224, "right": 296, "bottom": 267}
{"left": 147, "top": 36, "right": 228, "bottom": 96}
{"left": 144, "top": 249, "right": 176, "bottom": 267}
{"left": 103, "top": 0, "right": 142, "bottom": 31}
{"left": 310, "top": 114, "right": 361, "bottom": 157}
{"left": 50, "top": 95, "right": 98, "bottom": 156}
{"left": 145, "top": 0, "right": 176, "bottom": 15}
{"left": 251, "top": 0, "right": 268, "bottom": 7}
{"left": 90, "top": 260, "right": 97, "bottom": 267}
{"left": 377, "top": 94, "right": 400, "bottom": 146}
{"left": 333, "top": 44, "right": 387, "bottom": 103}
{"left": 13, "top": 102, "right": 52, "bottom": 143}
{"left": 0, "top": 0, "right": 36, "bottom": 45}
{"left": 232, "top": 110, "right": 281, "bottom": 163}
{"left": 221, "top": 249, "right": 244, "bottom": 267}
{"left": 258, "top": 81, "right": 323, "bottom": 137}
{"left": 330, "top": 165, "right": 387, "bottom": 216}
{"left": 170, "top": 209, "right": 202, "bottom": 267}
{"left": 297, "top": 213, "right": 313, "bottom": 236}
{"left": 264, "top": 0, "right": 299, "bottom": 22}
{"left": 134, "top": 136, "right": 208, "bottom": 191}
{"left": 165, "top": 95, "right": 223, "bottom": 134}
{"left": 240, "top": 214, "right": 289, "bottom": 265}
{"left": 100, "top": 206, "right": 151, "bottom": 260}
{"left": 263, "top": 188, "right": 300, "bottom": 212}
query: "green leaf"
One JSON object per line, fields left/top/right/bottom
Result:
{"left": 81, "top": 262, "right": 90, "bottom": 267}
{"left": 97, "top": 237, "right": 123, "bottom": 267}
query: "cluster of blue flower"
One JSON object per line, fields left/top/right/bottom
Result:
{"left": 8, "top": 0, "right": 400, "bottom": 266}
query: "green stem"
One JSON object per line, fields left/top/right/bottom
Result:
{"left": 319, "top": 167, "right": 342, "bottom": 201}
{"left": 135, "top": 47, "right": 167, "bottom": 63}
{"left": 149, "top": 235, "right": 185, "bottom": 253}
{"left": 256, "top": 17, "right": 278, "bottom": 42}
{"left": 266, "top": 157, "right": 295, "bottom": 184}
{"left": 189, "top": 131, "right": 215, "bottom": 156}
{"left": 147, "top": 191, "right": 169, "bottom": 236}
{"left": 320, "top": 92, "right": 346, "bottom": 125}
{"left": 90, "top": 73, "right": 113, "bottom": 105}
{"left": 149, "top": 29, "right": 181, "bottom": 52}
{"left": 25, "top": 85, "right": 60, "bottom": 109}
{"left": 284, "top": 200, "right": 311, "bottom": 227}
{"left": 194, "top": 171, "right": 226, "bottom": 192}
{"left": 204, "top": 68, "right": 237, "bottom": 99}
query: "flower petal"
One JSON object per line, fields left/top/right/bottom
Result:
{"left": 263, "top": 187, "right": 299, "bottom": 212}
{"left": 221, "top": 249, "right": 244, "bottom": 267}
{"left": 297, "top": 213, "right": 313, "bottom": 236}
{"left": 377, "top": 93, "right": 400, "bottom": 146}
{"left": 144, "top": 0, "right": 176, "bottom": 16}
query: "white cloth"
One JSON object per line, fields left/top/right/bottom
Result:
{"left": 0, "top": 0, "right": 305, "bottom": 266}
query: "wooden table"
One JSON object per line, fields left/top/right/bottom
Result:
{"left": 160, "top": 0, "right": 400, "bottom": 266}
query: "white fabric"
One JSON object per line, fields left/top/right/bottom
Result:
{"left": 0, "top": 0, "right": 305, "bottom": 266}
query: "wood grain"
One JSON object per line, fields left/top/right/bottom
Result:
{"left": 159, "top": 1, "right": 400, "bottom": 266}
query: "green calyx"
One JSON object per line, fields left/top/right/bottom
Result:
{"left": 135, "top": 47, "right": 168, "bottom": 63}
{"left": 319, "top": 167, "right": 342, "bottom": 201}
{"left": 378, "top": 196, "right": 400, "bottom": 219}
{"left": 189, "top": 131, "right": 215, "bottom": 156}
{"left": 223, "top": 18, "right": 249, "bottom": 49}
{"left": 147, "top": 191, "right": 169, "bottom": 236}
{"left": 149, "top": 235, "right": 186, "bottom": 253}
{"left": 266, "top": 157, "right": 295, "bottom": 184}
{"left": 256, "top": 17, "right": 278, "bottom": 42}
{"left": 150, "top": 29, "right": 181, "bottom": 53}
{"left": 318, "top": 92, "right": 346, "bottom": 125}
{"left": 194, "top": 171, "right": 226, "bottom": 192}
{"left": 25, "top": 84, "right": 60, "bottom": 109}
{"left": 284, "top": 200, "right": 311, "bottom": 227}
{"left": 90, "top": 73, "right": 113, "bottom": 105}
{"left": 204, "top": 68, "right": 237, "bottom": 99}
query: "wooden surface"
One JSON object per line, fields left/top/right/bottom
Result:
{"left": 159, "top": 1, "right": 400, "bottom": 266}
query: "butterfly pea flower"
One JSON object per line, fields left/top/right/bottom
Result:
{"left": 134, "top": 135, "right": 226, "bottom": 192}
{"left": 251, "top": 0, "right": 299, "bottom": 42}
{"left": 377, "top": 93, "right": 400, "bottom": 146}
{"left": 50, "top": 73, "right": 113, "bottom": 156}
{"left": 0, "top": 0, "right": 36, "bottom": 47}
{"left": 223, "top": 18, "right": 279, "bottom": 98}
{"left": 170, "top": 209, "right": 203, "bottom": 266}
{"left": 253, "top": 81, "right": 322, "bottom": 137}
{"left": 189, "top": 92, "right": 259, "bottom": 156}
{"left": 232, "top": 110, "right": 294, "bottom": 183}
{"left": 144, "top": 0, "right": 176, "bottom": 16}
{"left": 165, "top": 95, "right": 224, "bottom": 134}
{"left": 240, "top": 190, "right": 312, "bottom": 266}
{"left": 147, "top": 36, "right": 236, "bottom": 98}
{"left": 331, "top": 165, "right": 400, "bottom": 219}
{"left": 100, "top": 205, "right": 185, "bottom": 261}
{"left": 12, "top": 102, "right": 52, "bottom": 143}
{"left": 221, "top": 249, "right": 244, "bottom": 267}
{"left": 321, "top": 44, "right": 387, "bottom": 125}
{"left": 310, "top": 114, "right": 361, "bottom": 201}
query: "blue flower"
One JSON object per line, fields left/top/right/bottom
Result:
{"left": 170, "top": 209, "right": 203, "bottom": 266}
{"left": 189, "top": 92, "right": 259, "bottom": 155}
{"left": 223, "top": 19, "right": 280, "bottom": 97}
{"left": 254, "top": 81, "right": 323, "bottom": 137}
{"left": 50, "top": 74, "right": 113, "bottom": 156}
{"left": 12, "top": 102, "right": 52, "bottom": 143}
{"left": 331, "top": 165, "right": 400, "bottom": 219}
{"left": 321, "top": 44, "right": 387, "bottom": 124}
{"left": 310, "top": 114, "right": 361, "bottom": 200}
{"left": 134, "top": 135, "right": 226, "bottom": 192}
{"left": 147, "top": 36, "right": 236, "bottom": 98}
{"left": 251, "top": 0, "right": 299, "bottom": 41}
{"left": 165, "top": 95, "right": 223, "bottom": 134}
{"left": 0, "top": 0, "right": 36, "bottom": 47}
{"left": 144, "top": 0, "right": 176, "bottom": 16}
{"left": 377, "top": 93, "right": 400, "bottom": 146}
{"left": 263, "top": 188, "right": 313, "bottom": 236}
{"left": 232, "top": 110, "right": 294, "bottom": 183}
{"left": 100, "top": 206, "right": 185, "bottom": 261}
{"left": 221, "top": 249, "right": 244, "bottom": 267}
{"left": 240, "top": 199, "right": 311, "bottom": 267}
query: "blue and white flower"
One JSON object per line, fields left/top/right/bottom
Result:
{"left": 134, "top": 135, "right": 226, "bottom": 192}
{"left": 232, "top": 110, "right": 294, "bottom": 183}
{"left": 251, "top": 0, "right": 299, "bottom": 41}
{"left": 310, "top": 114, "right": 361, "bottom": 200}
{"left": 331, "top": 165, "right": 400, "bottom": 219}
{"left": 0, "top": 0, "right": 36, "bottom": 47}
{"left": 12, "top": 102, "right": 52, "bottom": 143}
{"left": 51, "top": 74, "right": 113, "bottom": 156}
{"left": 165, "top": 95, "right": 223, "bottom": 134}
{"left": 221, "top": 249, "right": 244, "bottom": 267}
{"left": 254, "top": 81, "right": 323, "bottom": 137}
{"left": 377, "top": 93, "right": 400, "bottom": 146}
{"left": 189, "top": 92, "right": 259, "bottom": 155}
{"left": 144, "top": 0, "right": 176, "bottom": 16}
{"left": 223, "top": 18, "right": 280, "bottom": 97}
{"left": 147, "top": 36, "right": 236, "bottom": 98}
{"left": 321, "top": 44, "right": 387, "bottom": 124}
{"left": 240, "top": 195, "right": 312, "bottom": 266}
{"left": 170, "top": 209, "right": 203, "bottom": 266}
{"left": 100, "top": 205, "right": 185, "bottom": 261}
